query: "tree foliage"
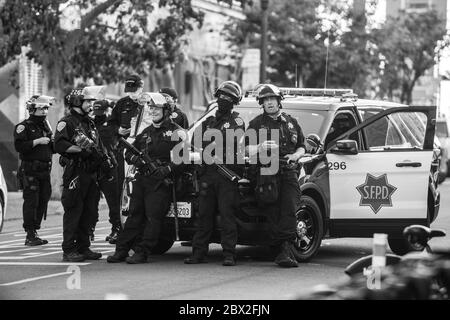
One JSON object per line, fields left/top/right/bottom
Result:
{"left": 222, "top": 0, "right": 350, "bottom": 88}
{"left": 373, "top": 10, "right": 448, "bottom": 104}
{"left": 0, "top": 0, "right": 204, "bottom": 89}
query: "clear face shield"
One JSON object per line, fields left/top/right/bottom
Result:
{"left": 27, "top": 95, "right": 56, "bottom": 116}
{"left": 137, "top": 92, "right": 168, "bottom": 123}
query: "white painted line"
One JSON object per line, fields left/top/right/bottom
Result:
{"left": 0, "top": 248, "right": 37, "bottom": 254}
{"left": 0, "top": 271, "right": 72, "bottom": 286}
{"left": 0, "top": 262, "right": 91, "bottom": 266}
{"left": 0, "top": 221, "right": 110, "bottom": 236}
{"left": 0, "top": 251, "right": 62, "bottom": 260}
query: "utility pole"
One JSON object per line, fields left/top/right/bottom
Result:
{"left": 260, "top": 0, "right": 269, "bottom": 83}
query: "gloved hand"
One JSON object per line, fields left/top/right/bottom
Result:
{"left": 78, "top": 149, "right": 91, "bottom": 160}
{"left": 126, "top": 154, "right": 145, "bottom": 168}
{"left": 152, "top": 165, "right": 171, "bottom": 180}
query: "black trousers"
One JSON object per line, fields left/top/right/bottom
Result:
{"left": 116, "top": 175, "right": 170, "bottom": 255}
{"left": 90, "top": 167, "right": 121, "bottom": 230}
{"left": 22, "top": 173, "right": 51, "bottom": 232}
{"left": 265, "top": 170, "right": 300, "bottom": 247}
{"left": 192, "top": 168, "right": 239, "bottom": 258}
{"left": 61, "top": 167, "right": 100, "bottom": 254}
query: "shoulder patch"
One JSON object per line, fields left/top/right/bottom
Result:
{"left": 16, "top": 124, "right": 25, "bottom": 134}
{"left": 235, "top": 117, "right": 244, "bottom": 126}
{"left": 57, "top": 121, "right": 67, "bottom": 132}
{"left": 170, "top": 112, "right": 179, "bottom": 119}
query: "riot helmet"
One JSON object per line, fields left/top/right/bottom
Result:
{"left": 26, "top": 95, "right": 55, "bottom": 114}
{"left": 214, "top": 81, "right": 242, "bottom": 105}
{"left": 256, "top": 84, "right": 284, "bottom": 105}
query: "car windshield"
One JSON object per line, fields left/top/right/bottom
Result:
{"left": 436, "top": 121, "right": 449, "bottom": 138}
{"left": 188, "top": 104, "right": 327, "bottom": 139}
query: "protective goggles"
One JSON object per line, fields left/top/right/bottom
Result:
{"left": 217, "top": 93, "right": 234, "bottom": 103}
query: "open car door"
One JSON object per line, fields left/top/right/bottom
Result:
{"left": 325, "top": 106, "right": 436, "bottom": 237}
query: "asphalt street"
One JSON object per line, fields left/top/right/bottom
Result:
{"left": 0, "top": 181, "right": 449, "bottom": 300}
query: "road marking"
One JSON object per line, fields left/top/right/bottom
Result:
{"left": 0, "top": 251, "right": 63, "bottom": 260}
{"left": 0, "top": 271, "right": 72, "bottom": 286}
{"left": 0, "top": 262, "right": 91, "bottom": 266}
{"left": 0, "top": 221, "right": 110, "bottom": 237}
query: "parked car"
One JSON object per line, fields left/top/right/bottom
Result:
{"left": 121, "top": 88, "right": 439, "bottom": 259}
{"left": 0, "top": 163, "right": 8, "bottom": 232}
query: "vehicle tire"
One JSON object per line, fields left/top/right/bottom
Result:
{"left": 151, "top": 237, "right": 175, "bottom": 255}
{"left": 0, "top": 196, "right": 4, "bottom": 233}
{"left": 388, "top": 237, "right": 414, "bottom": 255}
{"left": 292, "top": 195, "right": 324, "bottom": 262}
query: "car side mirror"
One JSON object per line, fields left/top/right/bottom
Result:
{"left": 331, "top": 140, "right": 358, "bottom": 155}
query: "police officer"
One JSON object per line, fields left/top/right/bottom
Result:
{"left": 184, "top": 81, "right": 245, "bottom": 267}
{"left": 14, "top": 95, "right": 54, "bottom": 246}
{"left": 107, "top": 92, "right": 182, "bottom": 264}
{"left": 91, "top": 100, "right": 121, "bottom": 244}
{"left": 54, "top": 86, "right": 104, "bottom": 262}
{"left": 158, "top": 87, "right": 189, "bottom": 129}
{"left": 108, "top": 75, "right": 144, "bottom": 193}
{"left": 246, "top": 84, "right": 305, "bottom": 268}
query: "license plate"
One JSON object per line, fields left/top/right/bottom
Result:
{"left": 167, "top": 202, "right": 192, "bottom": 218}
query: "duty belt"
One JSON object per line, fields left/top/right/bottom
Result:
{"left": 22, "top": 160, "right": 52, "bottom": 172}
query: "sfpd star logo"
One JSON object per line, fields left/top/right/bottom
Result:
{"left": 356, "top": 173, "right": 397, "bottom": 214}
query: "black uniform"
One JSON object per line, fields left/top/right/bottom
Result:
{"left": 247, "top": 112, "right": 305, "bottom": 247}
{"left": 108, "top": 96, "right": 142, "bottom": 193}
{"left": 190, "top": 110, "right": 245, "bottom": 260}
{"left": 93, "top": 114, "right": 120, "bottom": 232}
{"left": 14, "top": 116, "right": 53, "bottom": 234}
{"left": 114, "top": 119, "right": 180, "bottom": 258}
{"left": 169, "top": 105, "right": 189, "bottom": 129}
{"left": 54, "top": 110, "right": 102, "bottom": 256}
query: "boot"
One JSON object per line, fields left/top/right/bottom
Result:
{"left": 126, "top": 251, "right": 150, "bottom": 264}
{"left": 62, "top": 252, "right": 85, "bottom": 262}
{"left": 80, "top": 248, "right": 102, "bottom": 260}
{"left": 106, "top": 225, "right": 122, "bottom": 244}
{"left": 222, "top": 255, "right": 236, "bottom": 267}
{"left": 274, "top": 242, "right": 298, "bottom": 268}
{"left": 25, "top": 230, "right": 48, "bottom": 246}
{"left": 107, "top": 251, "right": 129, "bottom": 263}
{"left": 184, "top": 253, "right": 207, "bottom": 264}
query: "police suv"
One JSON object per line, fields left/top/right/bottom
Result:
{"left": 123, "top": 88, "right": 440, "bottom": 260}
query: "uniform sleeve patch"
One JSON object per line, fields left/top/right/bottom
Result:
{"left": 16, "top": 125, "right": 25, "bottom": 134}
{"left": 170, "top": 112, "right": 179, "bottom": 119}
{"left": 57, "top": 121, "right": 66, "bottom": 132}
{"left": 235, "top": 118, "right": 244, "bottom": 126}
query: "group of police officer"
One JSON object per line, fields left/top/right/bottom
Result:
{"left": 14, "top": 76, "right": 305, "bottom": 268}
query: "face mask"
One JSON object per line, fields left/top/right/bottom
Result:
{"left": 95, "top": 114, "right": 107, "bottom": 124}
{"left": 217, "top": 99, "right": 234, "bottom": 113}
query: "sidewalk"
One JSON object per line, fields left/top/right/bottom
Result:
{"left": 5, "top": 192, "right": 108, "bottom": 222}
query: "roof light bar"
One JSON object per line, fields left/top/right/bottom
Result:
{"left": 279, "top": 88, "right": 354, "bottom": 97}
{"left": 245, "top": 87, "right": 355, "bottom": 98}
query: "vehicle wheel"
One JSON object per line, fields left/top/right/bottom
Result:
{"left": 388, "top": 237, "right": 414, "bottom": 255}
{"left": 0, "top": 196, "right": 4, "bottom": 233}
{"left": 151, "top": 237, "right": 175, "bottom": 255}
{"left": 292, "top": 195, "right": 324, "bottom": 262}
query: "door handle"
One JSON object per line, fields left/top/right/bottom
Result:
{"left": 396, "top": 162, "right": 422, "bottom": 168}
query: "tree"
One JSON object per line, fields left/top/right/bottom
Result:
{"left": 0, "top": 0, "right": 204, "bottom": 116}
{"left": 373, "top": 10, "right": 448, "bottom": 104}
{"left": 222, "top": 0, "right": 352, "bottom": 87}
{"left": 0, "top": 0, "right": 204, "bottom": 197}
